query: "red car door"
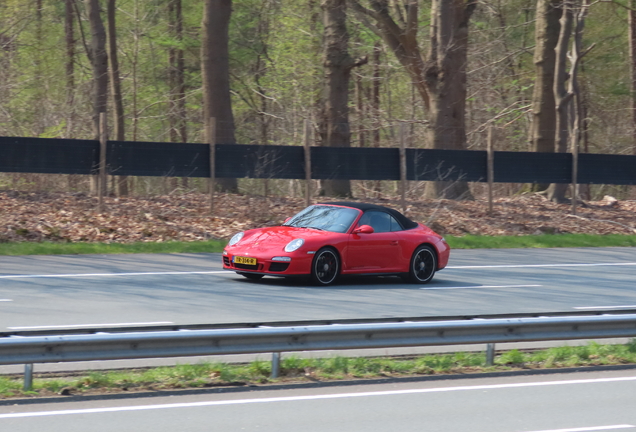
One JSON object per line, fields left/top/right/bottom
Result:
{"left": 345, "top": 211, "right": 403, "bottom": 272}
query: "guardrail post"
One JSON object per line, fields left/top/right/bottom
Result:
{"left": 24, "top": 363, "right": 34, "bottom": 391}
{"left": 271, "top": 352, "right": 281, "bottom": 379}
{"left": 486, "top": 343, "right": 496, "bottom": 366}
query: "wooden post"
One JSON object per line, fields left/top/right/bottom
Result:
{"left": 487, "top": 125, "right": 494, "bottom": 216}
{"left": 572, "top": 130, "right": 579, "bottom": 216}
{"left": 304, "top": 119, "right": 311, "bottom": 207}
{"left": 208, "top": 117, "right": 216, "bottom": 215}
{"left": 399, "top": 122, "right": 407, "bottom": 214}
{"left": 98, "top": 112, "right": 107, "bottom": 212}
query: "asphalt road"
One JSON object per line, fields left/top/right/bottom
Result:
{"left": 1, "top": 369, "right": 635, "bottom": 431}
{"left": 1, "top": 247, "right": 635, "bottom": 331}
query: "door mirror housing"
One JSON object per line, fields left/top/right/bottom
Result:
{"left": 353, "top": 225, "right": 374, "bottom": 234}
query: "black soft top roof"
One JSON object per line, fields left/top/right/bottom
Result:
{"left": 319, "top": 201, "right": 419, "bottom": 230}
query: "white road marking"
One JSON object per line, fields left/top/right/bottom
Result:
{"left": 1, "top": 261, "right": 634, "bottom": 279}
{"left": 421, "top": 284, "right": 541, "bottom": 290}
{"left": 1, "top": 375, "right": 635, "bottom": 419}
{"left": 0, "top": 299, "right": 12, "bottom": 302}
{"left": 574, "top": 305, "right": 636, "bottom": 310}
{"left": 447, "top": 262, "right": 636, "bottom": 269}
{"left": 0, "top": 270, "right": 228, "bottom": 279}
{"left": 524, "top": 426, "right": 634, "bottom": 432}
{"left": 7, "top": 321, "right": 173, "bottom": 330}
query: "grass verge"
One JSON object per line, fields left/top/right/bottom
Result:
{"left": 444, "top": 233, "right": 636, "bottom": 249}
{"left": 2, "top": 341, "right": 636, "bottom": 399}
{"left": 0, "top": 234, "right": 635, "bottom": 256}
{"left": 0, "top": 239, "right": 227, "bottom": 256}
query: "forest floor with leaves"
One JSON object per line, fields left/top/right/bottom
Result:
{"left": 1, "top": 190, "right": 636, "bottom": 244}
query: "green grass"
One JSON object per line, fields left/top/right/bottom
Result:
{"left": 0, "top": 234, "right": 635, "bottom": 256}
{"left": 0, "top": 239, "right": 228, "bottom": 256}
{"left": 445, "top": 233, "right": 636, "bottom": 249}
{"left": 4, "top": 341, "right": 636, "bottom": 399}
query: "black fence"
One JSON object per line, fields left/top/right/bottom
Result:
{"left": 1, "top": 136, "right": 635, "bottom": 185}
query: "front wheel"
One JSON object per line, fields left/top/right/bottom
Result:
{"left": 408, "top": 245, "right": 437, "bottom": 284}
{"left": 311, "top": 248, "right": 339, "bottom": 285}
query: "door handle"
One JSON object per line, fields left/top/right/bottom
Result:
{"left": 390, "top": 241, "right": 399, "bottom": 246}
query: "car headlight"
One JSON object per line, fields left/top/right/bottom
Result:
{"left": 228, "top": 232, "right": 244, "bottom": 246}
{"left": 284, "top": 238, "right": 304, "bottom": 252}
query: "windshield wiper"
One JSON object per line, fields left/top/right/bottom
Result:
{"left": 304, "top": 226, "right": 326, "bottom": 231}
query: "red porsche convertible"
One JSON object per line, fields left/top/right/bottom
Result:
{"left": 222, "top": 202, "right": 450, "bottom": 285}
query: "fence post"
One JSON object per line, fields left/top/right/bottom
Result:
{"left": 24, "top": 363, "right": 34, "bottom": 391}
{"left": 304, "top": 119, "right": 312, "bottom": 207}
{"left": 486, "top": 343, "right": 496, "bottom": 366}
{"left": 572, "top": 131, "right": 579, "bottom": 216}
{"left": 399, "top": 122, "right": 407, "bottom": 214}
{"left": 208, "top": 117, "right": 216, "bottom": 215}
{"left": 487, "top": 125, "right": 494, "bottom": 216}
{"left": 271, "top": 352, "right": 281, "bottom": 379}
{"left": 98, "top": 112, "right": 107, "bottom": 212}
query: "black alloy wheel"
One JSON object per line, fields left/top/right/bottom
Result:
{"left": 408, "top": 245, "right": 437, "bottom": 284}
{"left": 238, "top": 272, "right": 264, "bottom": 280}
{"left": 311, "top": 248, "right": 339, "bottom": 285}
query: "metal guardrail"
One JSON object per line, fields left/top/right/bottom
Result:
{"left": 2, "top": 313, "right": 636, "bottom": 389}
{"left": 4, "top": 308, "right": 636, "bottom": 338}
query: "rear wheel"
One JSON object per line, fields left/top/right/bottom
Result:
{"left": 311, "top": 248, "right": 339, "bottom": 285}
{"left": 408, "top": 245, "right": 437, "bottom": 284}
{"left": 238, "top": 272, "right": 264, "bottom": 281}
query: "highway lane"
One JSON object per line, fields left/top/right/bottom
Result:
{"left": 1, "top": 369, "right": 635, "bottom": 431}
{"left": 1, "top": 247, "right": 635, "bottom": 331}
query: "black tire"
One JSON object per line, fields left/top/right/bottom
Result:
{"left": 238, "top": 272, "right": 264, "bottom": 281}
{"left": 408, "top": 245, "right": 437, "bottom": 284}
{"left": 311, "top": 247, "right": 340, "bottom": 285}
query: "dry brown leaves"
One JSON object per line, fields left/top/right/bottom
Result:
{"left": 1, "top": 191, "right": 635, "bottom": 244}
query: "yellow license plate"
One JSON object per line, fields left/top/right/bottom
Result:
{"left": 234, "top": 256, "right": 257, "bottom": 265}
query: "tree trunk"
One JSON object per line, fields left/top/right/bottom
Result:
{"left": 86, "top": 0, "right": 109, "bottom": 196}
{"left": 372, "top": 42, "right": 381, "bottom": 196}
{"left": 548, "top": 7, "right": 572, "bottom": 203}
{"left": 168, "top": 0, "right": 188, "bottom": 190}
{"left": 423, "top": 0, "right": 475, "bottom": 199}
{"left": 65, "top": 0, "right": 79, "bottom": 191}
{"left": 64, "top": 0, "right": 76, "bottom": 138}
{"left": 630, "top": 0, "right": 636, "bottom": 156}
{"left": 201, "top": 0, "right": 238, "bottom": 193}
{"left": 107, "top": 0, "right": 128, "bottom": 196}
{"left": 529, "top": 0, "right": 561, "bottom": 191}
{"left": 319, "top": 0, "right": 356, "bottom": 197}
{"left": 34, "top": 0, "right": 44, "bottom": 136}
{"left": 546, "top": 2, "right": 573, "bottom": 203}
{"left": 547, "top": 0, "right": 591, "bottom": 203}
{"left": 350, "top": 0, "right": 475, "bottom": 199}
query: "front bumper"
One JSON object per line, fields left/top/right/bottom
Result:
{"left": 222, "top": 251, "right": 313, "bottom": 276}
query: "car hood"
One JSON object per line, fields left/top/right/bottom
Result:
{"left": 229, "top": 226, "right": 334, "bottom": 254}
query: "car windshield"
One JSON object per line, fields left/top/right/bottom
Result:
{"left": 283, "top": 205, "right": 360, "bottom": 233}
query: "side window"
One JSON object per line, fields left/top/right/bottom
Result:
{"left": 358, "top": 211, "right": 402, "bottom": 233}
{"left": 389, "top": 215, "right": 403, "bottom": 232}
{"left": 357, "top": 212, "right": 371, "bottom": 227}
{"left": 366, "top": 211, "right": 391, "bottom": 233}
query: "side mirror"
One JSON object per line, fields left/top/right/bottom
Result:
{"left": 353, "top": 224, "right": 374, "bottom": 234}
